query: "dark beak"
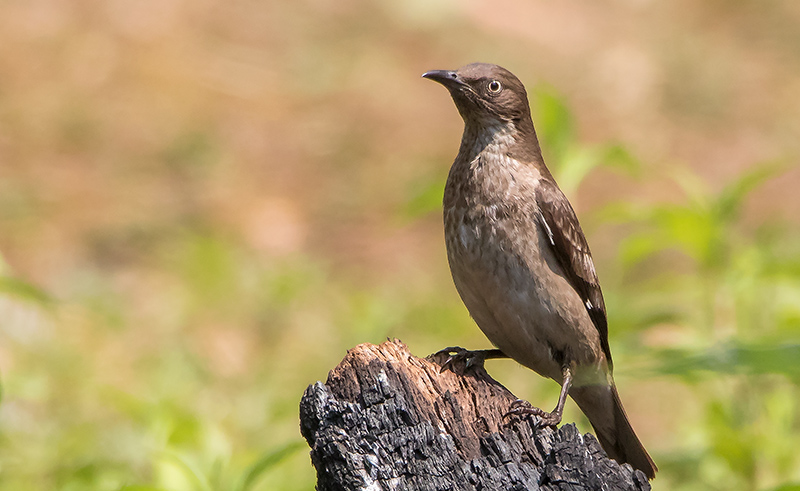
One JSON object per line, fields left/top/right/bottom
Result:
{"left": 422, "top": 70, "right": 465, "bottom": 88}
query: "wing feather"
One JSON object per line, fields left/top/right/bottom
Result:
{"left": 536, "top": 178, "right": 612, "bottom": 367}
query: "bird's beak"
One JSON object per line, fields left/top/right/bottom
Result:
{"left": 422, "top": 70, "right": 465, "bottom": 88}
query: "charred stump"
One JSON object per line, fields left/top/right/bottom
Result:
{"left": 299, "top": 339, "right": 650, "bottom": 490}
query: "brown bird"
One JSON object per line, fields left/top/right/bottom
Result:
{"left": 423, "top": 63, "right": 657, "bottom": 479}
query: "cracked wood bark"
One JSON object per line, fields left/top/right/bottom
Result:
{"left": 299, "top": 339, "right": 651, "bottom": 491}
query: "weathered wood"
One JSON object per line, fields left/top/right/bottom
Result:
{"left": 300, "top": 339, "right": 651, "bottom": 490}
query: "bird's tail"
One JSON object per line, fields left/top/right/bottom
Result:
{"left": 570, "top": 382, "right": 657, "bottom": 479}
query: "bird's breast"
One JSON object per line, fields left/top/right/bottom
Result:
{"left": 443, "top": 150, "right": 541, "bottom": 260}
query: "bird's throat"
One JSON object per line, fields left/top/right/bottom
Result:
{"left": 457, "top": 120, "right": 518, "bottom": 165}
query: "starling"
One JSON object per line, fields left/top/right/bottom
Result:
{"left": 423, "top": 63, "right": 657, "bottom": 479}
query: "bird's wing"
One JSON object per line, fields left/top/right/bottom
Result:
{"left": 535, "top": 178, "right": 612, "bottom": 367}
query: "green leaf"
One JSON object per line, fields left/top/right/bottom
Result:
{"left": 120, "top": 486, "right": 170, "bottom": 491}
{"left": 234, "top": 441, "right": 306, "bottom": 491}
{"left": 0, "top": 253, "right": 52, "bottom": 305}
{"left": 714, "top": 162, "right": 785, "bottom": 223}
{"left": 619, "top": 233, "right": 664, "bottom": 266}
{"left": 601, "top": 144, "right": 643, "bottom": 176}
{"left": 557, "top": 146, "right": 603, "bottom": 196}
{"left": 670, "top": 166, "right": 711, "bottom": 207}
{"left": 764, "top": 484, "right": 800, "bottom": 491}
{"left": 401, "top": 176, "right": 444, "bottom": 219}
{"left": 158, "top": 450, "right": 213, "bottom": 491}
{"left": 654, "top": 206, "right": 718, "bottom": 263}
{"left": 532, "top": 86, "right": 575, "bottom": 165}
{"left": 0, "top": 275, "right": 52, "bottom": 305}
{"left": 652, "top": 341, "right": 800, "bottom": 379}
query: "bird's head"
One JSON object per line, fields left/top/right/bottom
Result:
{"left": 423, "top": 63, "right": 532, "bottom": 126}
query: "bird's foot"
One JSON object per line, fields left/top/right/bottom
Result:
{"left": 504, "top": 399, "right": 562, "bottom": 427}
{"left": 430, "top": 347, "right": 504, "bottom": 373}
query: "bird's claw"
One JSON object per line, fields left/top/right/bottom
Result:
{"left": 431, "top": 346, "right": 489, "bottom": 373}
{"left": 503, "top": 399, "right": 562, "bottom": 427}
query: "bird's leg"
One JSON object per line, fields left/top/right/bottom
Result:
{"left": 432, "top": 347, "right": 508, "bottom": 372}
{"left": 505, "top": 366, "right": 573, "bottom": 427}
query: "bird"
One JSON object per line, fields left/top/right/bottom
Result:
{"left": 422, "top": 63, "right": 657, "bottom": 479}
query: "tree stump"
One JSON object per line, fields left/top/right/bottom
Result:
{"left": 299, "top": 339, "right": 651, "bottom": 490}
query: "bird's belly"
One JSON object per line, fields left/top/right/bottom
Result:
{"left": 446, "top": 215, "right": 601, "bottom": 381}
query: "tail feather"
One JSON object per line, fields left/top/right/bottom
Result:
{"left": 570, "top": 383, "right": 657, "bottom": 479}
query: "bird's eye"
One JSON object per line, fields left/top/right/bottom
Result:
{"left": 487, "top": 80, "right": 502, "bottom": 94}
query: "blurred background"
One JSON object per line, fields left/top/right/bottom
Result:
{"left": 1, "top": 0, "right": 800, "bottom": 489}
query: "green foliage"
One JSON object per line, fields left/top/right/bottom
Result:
{"left": 653, "top": 342, "right": 800, "bottom": 380}
{"left": 524, "top": 90, "right": 800, "bottom": 490}
{"left": 532, "top": 86, "right": 642, "bottom": 195}
{"left": 401, "top": 170, "right": 446, "bottom": 219}
{"left": 616, "top": 164, "right": 785, "bottom": 273}
{"left": 0, "top": 254, "right": 52, "bottom": 306}
{"left": 603, "top": 160, "right": 800, "bottom": 489}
